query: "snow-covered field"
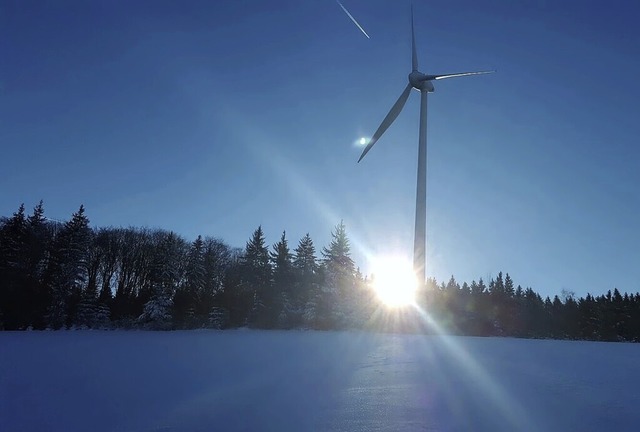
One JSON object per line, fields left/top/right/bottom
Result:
{"left": 1, "top": 330, "right": 639, "bottom": 432}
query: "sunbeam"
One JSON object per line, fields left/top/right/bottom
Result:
{"left": 411, "top": 304, "right": 536, "bottom": 431}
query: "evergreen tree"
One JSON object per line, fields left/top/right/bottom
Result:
{"left": 208, "top": 306, "right": 230, "bottom": 329}
{"left": 293, "top": 234, "right": 319, "bottom": 276}
{"left": 25, "top": 201, "right": 52, "bottom": 328}
{"left": 76, "top": 227, "right": 100, "bottom": 328}
{"left": 445, "top": 275, "right": 460, "bottom": 292}
{"left": 138, "top": 289, "right": 173, "bottom": 330}
{"left": 477, "top": 278, "right": 487, "bottom": 295}
{"left": 75, "top": 289, "right": 98, "bottom": 329}
{"left": 489, "top": 272, "right": 505, "bottom": 297}
{"left": 436, "top": 275, "right": 463, "bottom": 332}
{"left": 487, "top": 271, "right": 513, "bottom": 334}
{"left": 611, "top": 288, "right": 628, "bottom": 340}
{"left": 599, "top": 290, "right": 617, "bottom": 341}
{"left": 629, "top": 294, "right": 640, "bottom": 341}
{"left": 292, "top": 235, "right": 318, "bottom": 327}
{"left": 293, "top": 233, "right": 320, "bottom": 327}
{"left": 551, "top": 295, "right": 564, "bottom": 338}
{"left": 578, "top": 294, "right": 597, "bottom": 339}
{"left": 542, "top": 296, "right": 554, "bottom": 337}
{"left": 563, "top": 295, "right": 580, "bottom": 339}
{"left": 504, "top": 273, "right": 514, "bottom": 297}
{"left": 514, "top": 285, "right": 524, "bottom": 300}
{"left": 270, "top": 231, "right": 294, "bottom": 328}
{"left": 522, "top": 288, "right": 545, "bottom": 338}
{"left": 42, "top": 205, "right": 92, "bottom": 329}
{"left": 218, "top": 247, "right": 245, "bottom": 327}
{"left": 320, "top": 221, "right": 356, "bottom": 329}
{"left": 0, "top": 204, "right": 28, "bottom": 329}
{"left": 242, "top": 226, "right": 272, "bottom": 327}
{"left": 94, "top": 302, "right": 112, "bottom": 329}
{"left": 322, "top": 221, "right": 355, "bottom": 279}
{"left": 499, "top": 273, "right": 517, "bottom": 335}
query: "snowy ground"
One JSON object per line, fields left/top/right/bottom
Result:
{"left": 1, "top": 329, "right": 639, "bottom": 432}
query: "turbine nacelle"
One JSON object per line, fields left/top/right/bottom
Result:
{"left": 408, "top": 71, "right": 434, "bottom": 92}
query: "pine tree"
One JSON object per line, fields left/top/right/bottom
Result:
{"left": 477, "top": 278, "right": 487, "bottom": 295}
{"left": 437, "top": 276, "right": 460, "bottom": 330}
{"left": 320, "top": 221, "right": 356, "bottom": 329}
{"left": 487, "top": 271, "right": 512, "bottom": 334}
{"left": 563, "top": 295, "right": 580, "bottom": 339}
{"left": 490, "top": 272, "right": 505, "bottom": 296}
{"left": 242, "top": 226, "right": 272, "bottom": 327}
{"left": 504, "top": 273, "right": 514, "bottom": 297}
{"left": 294, "top": 234, "right": 319, "bottom": 275}
{"left": 76, "top": 227, "right": 100, "bottom": 328}
{"left": 629, "top": 293, "right": 640, "bottom": 342}
{"left": 94, "top": 302, "right": 112, "bottom": 329}
{"left": 75, "top": 289, "right": 98, "bottom": 329}
{"left": 218, "top": 247, "right": 245, "bottom": 327}
{"left": 542, "top": 296, "right": 554, "bottom": 337}
{"left": 322, "top": 221, "right": 355, "bottom": 278}
{"left": 499, "top": 273, "right": 517, "bottom": 335}
{"left": 208, "top": 306, "right": 230, "bottom": 329}
{"left": 25, "top": 201, "right": 52, "bottom": 328}
{"left": 270, "top": 231, "right": 294, "bottom": 328}
{"left": 43, "top": 205, "right": 92, "bottom": 329}
{"left": 465, "top": 280, "right": 482, "bottom": 334}
{"left": 578, "top": 294, "right": 597, "bottom": 339}
{"left": 294, "top": 234, "right": 320, "bottom": 328}
{"left": 138, "top": 289, "right": 173, "bottom": 330}
{"left": 608, "top": 288, "right": 628, "bottom": 340}
{"left": 0, "top": 204, "right": 28, "bottom": 329}
{"left": 520, "top": 288, "right": 544, "bottom": 338}
{"left": 551, "top": 295, "right": 564, "bottom": 338}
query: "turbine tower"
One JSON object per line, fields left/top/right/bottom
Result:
{"left": 358, "top": 7, "right": 494, "bottom": 288}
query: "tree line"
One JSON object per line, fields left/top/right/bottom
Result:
{"left": 1, "top": 202, "right": 639, "bottom": 342}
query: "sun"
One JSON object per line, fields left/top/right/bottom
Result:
{"left": 359, "top": 137, "right": 368, "bottom": 145}
{"left": 370, "top": 256, "right": 418, "bottom": 307}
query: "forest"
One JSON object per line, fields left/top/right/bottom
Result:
{"left": 1, "top": 202, "right": 639, "bottom": 342}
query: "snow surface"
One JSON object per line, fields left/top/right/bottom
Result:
{"left": 1, "top": 330, "right": 639, "bottom": 431}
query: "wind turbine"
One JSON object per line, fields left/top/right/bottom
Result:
{"left": 357, "top": 7, "right": 494, "bottom": 288}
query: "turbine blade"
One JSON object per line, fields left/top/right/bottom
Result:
{"left": 411, "top": 5, "right": 418, "bottom": 71}
{"left": 336, "top": 0, "right": 370, "bottom": 39}
{"left": 430, "top": 70, "right": 496, "bottom": 80}
{"left": 358, "top": 83, "right": 413, "bottom": 163}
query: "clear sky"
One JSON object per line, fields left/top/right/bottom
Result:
{"left": 2, "top": 0, "right": 639, "bottom": 299}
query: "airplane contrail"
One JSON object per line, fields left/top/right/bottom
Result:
{"left": 336, "top": 0, "right": 370, "bottom": 39}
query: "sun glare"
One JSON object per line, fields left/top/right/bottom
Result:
{"left": 371, "top": 256, "right": 418, "bottom": 307}
{"left": 359, "top": 137, "right": 367, "bottom": 145}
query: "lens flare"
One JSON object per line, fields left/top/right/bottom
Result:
{"left": 370, "top": 256, "right": 417, "bottom": 307}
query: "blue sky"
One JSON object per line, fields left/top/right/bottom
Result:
{"left": 2, "top": 0, "right": 639, "bottom": 298}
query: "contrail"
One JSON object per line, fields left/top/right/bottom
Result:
{"left": 336, "top": 0, "right": 370, "bottom": 39}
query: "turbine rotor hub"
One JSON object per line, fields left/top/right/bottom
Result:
{"left": 408, "top": 71, "right": 434, "bottom": 92}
